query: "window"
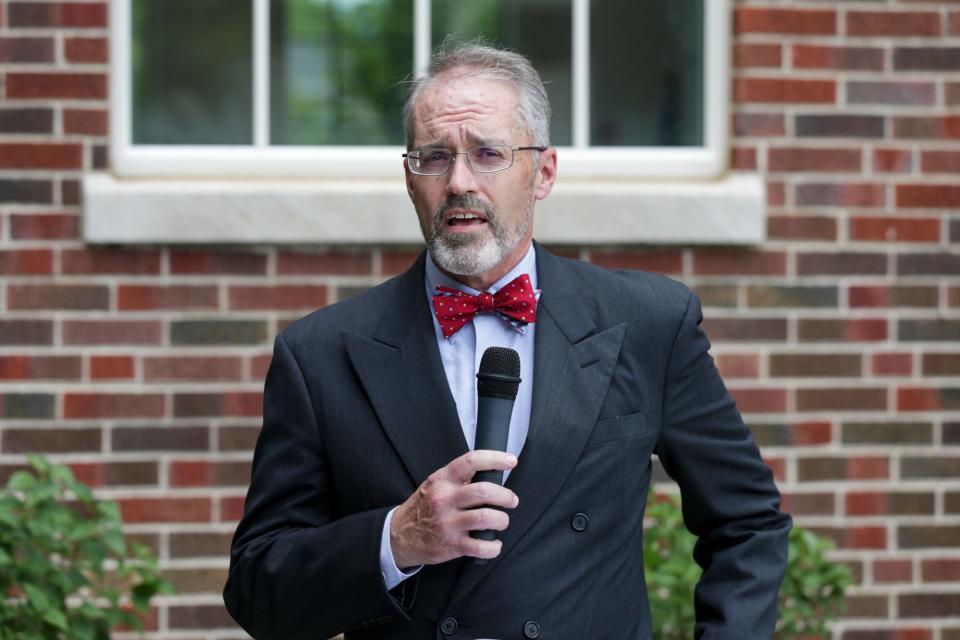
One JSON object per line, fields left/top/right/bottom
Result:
{"left": 111, "top": 0, "right": 729, "bottom": 178}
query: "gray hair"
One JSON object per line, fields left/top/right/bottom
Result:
{"left": 402, "top": 40, "right": 551, "bottom": 149}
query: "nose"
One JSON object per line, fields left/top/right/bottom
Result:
{"left": 445, "top": 153, "right": 479, "bottom": 197}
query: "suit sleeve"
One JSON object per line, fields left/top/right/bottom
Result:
{"left": 655, "top": 292, "right": 792, "bottom": 640}
{"left": 223, "top": 334, "right": 409, "bottom": 639}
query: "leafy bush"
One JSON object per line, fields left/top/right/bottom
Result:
{"left": 0, "top": 455, "right": 172, "bottom": 639}
{"left": 644, "top": 492, "right": 851, "bottom": 639}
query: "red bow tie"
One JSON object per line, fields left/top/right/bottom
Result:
{"left": 432, "top": 274, "right": 538, "bottom": 339}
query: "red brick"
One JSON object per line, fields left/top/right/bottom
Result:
{"left": 728, "top": 388, "right": 788, "bottom": 413}
{"left": 173, "top": 392, "right": 262, "bottom": 418}
{"left": 0, "top": 36, "right": 54, "bottom": 62}
{"left": 733, "top": 112, "right": 785, "bottom": 137}
{"left": 763, "top": 457, "right": 786, "bottom": 482}
{"left": 850, "top": 217, "right": 940, "bottom": 243}
{"left": 849, "top": 456, "right": 891, "bottom": 480}
{"left": 716, "top": 354, "right": 759, "bottom": 379}
{"left": 922, "top": 151, "right": 960, "bottom": 174}
{"left": 0, "top": 248, "right": 52, "bottom": 275}
{"left": 798, "top": 318, "right": 888, "bottom": 342}
{"left": 735, "top": 8, "right": 836, "bottom": 35}
{"left": 734, "top": 78, "right": 836, "bottom": 104}
{"left": 847, "top": 11, "right": 941, "bottom": 37}
{"left": 250, "top": 353, "right": 272, "bottom": 380}
{"left": 895, "top": 116, "right": 960, "bottom": 140}
{"left": 922, "top": 559, "right": 960, "bottom": 582}
{"left": 874, "top": 149, "right": 913, "bottom": 174}
{"left": 951, "top": 11, "right": 960, "bottom": 36}
{"left": 63, "top": 108, "right": 107, "bottom": 135}
{"left": 169, "top": 460, "right": 250, "bottom": 488}
{"left": 949, "top": 83, "right": 960, "bottom": 106}
{"left": 117, "top": 498, "right": 212, "bottom": 524}
{"left": 89, "top": 355, "right": 134, "bottom": 380}
{"left": 897, "top": 185, "right": 960, "bottom": 208}
{"left": 5, "top": 72, "right": 107, "bottom": 99}
{"left": 874, "top": 559, "right": 913, "bottom": 583}
{"left": 793, "top": 421, "right": 833, "bottom": 446}
{"left": 692, "top": 250, "right": 786, "bottom": 276}
{"left": 846, "top": 526, "right": 888, "bottom": 550}
{"left": 61, "top": 248, "right": 160, "bottom": 275}
{"left": 8, "top": 2, "right": 108, "bottom": 27}
{"left": 0, "top": 355, "right": 80, "bottom": 380}
{"left": 731, "top": 146, "right": 757, "bottom": 170}
{"left": 767, "top": 215, "right": 837, "bottom": 241}
{"left": 792, "top": 45, "right": 884, "bottom": 71}
{"left": 64, "top": 36, "right": 107, "bottom": 63}
{"left": 0, "top": 143, "right": 82, "bottom": 169}
{"left": 8, "top": 212, "right": 79, "bottom": 239}
{"left": 734, "top": 43, "right": 781, "bottom": 68}
{"left": 63, "top": 320, "right": 162, "bottom": 345}
{"left": 381, "top": 249, "right": 420, "bottom": 275}
{"left": 873, "top": 353, "right": 914, "bottom": 377}
{"left": 766, "top": 182, "right": 785, "bottom": 207}
{"left": 219, "top": 496, "right": 246, "bottom": 522}
{"left": 590, "top": 250, "right": 684, "bottom": 275}
{"left": 228, "top": 285, "right": 328, "bottom": 311}
{"left": 849, "top": 285, "right": 938, "bottom": 309}
{"left": 144, "top": 357, "right": 242, "bottom": 382}
{"left": 117, "top": 285, "right": 218, "bottom": 311}
{"left": 7, "top": 284, "right": 108, "bottom": 310}
{"left": 64, "top": 393, "right": 165, "bottom": 419}
{"left": 846, "top": 491, "right": 934, "bottom": 516}
{"left": 276, "top": 250, "right": 372, "bottom": 275}
{"left": 796, "top": 183, "right": 886, "bottom": 208}
{"left": 898, "top": 387, "right": 960, "bottom": 411}
{"left": 768, "top": 147, "right": 861, "bottom": 173}
{"left": 170, "top": 250, "right": 267, "bottom": 275}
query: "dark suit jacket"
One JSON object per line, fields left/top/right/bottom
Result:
{"left": 224, "top": 244, "right": 791, "bottom": 640}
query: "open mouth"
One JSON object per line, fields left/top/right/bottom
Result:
{"left": 446, "top": 210, "right": 488, "bottom": 227}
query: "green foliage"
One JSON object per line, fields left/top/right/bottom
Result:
{"left": 0, "top": 455, "right": 172, "bottom": 639}
{"left": 643, "top": 492, "right": 851, "bottom": 639}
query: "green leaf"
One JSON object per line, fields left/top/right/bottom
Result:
{"left": 7, "top": 471, "right": 36, "bottom": 493}
{"left": 42, "top": 607, "right": 69, "bottom": 631}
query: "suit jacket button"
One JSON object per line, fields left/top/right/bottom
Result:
{"left": 571, "top": 512, "right": 589, "bottom": 532}
{"left": 523, "top": 620, "right": 541, "bottom": 638}
{"left": 439, "top": 617, "right": 458, "bottom": 636}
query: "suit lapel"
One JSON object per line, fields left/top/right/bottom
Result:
{"left": 447, "top": 245, "right": 626, "bottom": 610}
{"left": 342, "top": 252, "right": 468, "bottom": 488}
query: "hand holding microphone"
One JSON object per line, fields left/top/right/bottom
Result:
{"left": 389, "top": 347, "right": 521, "bottom": 568}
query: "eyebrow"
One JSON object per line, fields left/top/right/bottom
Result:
{"left": 419, "top": 132, "right": 507, "bottom": 149}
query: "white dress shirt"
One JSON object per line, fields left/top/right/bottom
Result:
{"left": 379, "top": 245, "right": 539, "bottom": 590}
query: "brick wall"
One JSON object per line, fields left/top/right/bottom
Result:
{"left": 0, "top": 1, "right": 958, "bottom": 638}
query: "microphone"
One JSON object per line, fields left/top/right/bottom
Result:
{"left": 470, "top": 346, "right": 521, "bottom": 547}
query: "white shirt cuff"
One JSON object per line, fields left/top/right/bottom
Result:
{"left": 380, "top": 506, "right": 422, "bottom": 591}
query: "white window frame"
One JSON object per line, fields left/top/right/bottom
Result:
{"left": 109, "top": 0, "right": 731, "bottom": 180}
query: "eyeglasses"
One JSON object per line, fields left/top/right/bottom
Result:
{"left": 403, "top": 145, "right": 547, "bottom": 176}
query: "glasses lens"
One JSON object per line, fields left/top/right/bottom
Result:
{"left": 414, "top": 149, "right": 451, "bottom": 175}
{"left": 468, "top": 145, "right": 512, "bottom": 172}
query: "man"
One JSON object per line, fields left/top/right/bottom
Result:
{"left": 224, "top": 42, "right": 791, "bottom": 639}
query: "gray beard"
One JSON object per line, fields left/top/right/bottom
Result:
{"left": 426, "top": 194, "right": 532, "bottom": 277}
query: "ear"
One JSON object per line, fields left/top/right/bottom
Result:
{"left": 533, "top": 147, "right": 558, "bottom": 201}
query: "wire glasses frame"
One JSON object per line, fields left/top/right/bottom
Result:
{"left": 403, "top": 145, "right": 547, "bottom": 176}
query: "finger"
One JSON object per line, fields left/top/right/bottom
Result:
{"left": 454, "top": 507, "right": 510, "bottom": 532}
{"left": 452, "top": 481, "right": 519, "bottom": 510}
{"left": 457, "top": 535, "right": 503, "bottom": 560}
{"left": 443, "top": 450, "right": 518, "bottom": 483}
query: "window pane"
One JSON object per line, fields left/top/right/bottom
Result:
{"left": 132, "top": 0, "right": 252, "bottom": 145}
{"left": 431, "top": 0, "right": 572, "bottom": 146}
{"left": 270, "top": 0, "right": 413, "bottom": 146}
{"left": 591, "top": 0, "right": 704, "bottom": 146}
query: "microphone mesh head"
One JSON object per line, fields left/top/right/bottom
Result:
{"left": 477, "top": 347, "right": 521, "bottom": 400}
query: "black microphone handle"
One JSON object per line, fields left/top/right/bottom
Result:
{"left": 470, "top": 394, "right": 515, "bottom": 544}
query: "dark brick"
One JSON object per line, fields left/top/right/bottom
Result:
{"left": 0, "top": 393, "right": 55, "bottom": 420}
{"left": 170, "top": 321, "right": 268, "bottom": 346}
{"left": 770, "top": 354, "right": 861, "bottom": 377}
{"left": 0, "top": 320, "right": 53, "bottom": 345}
{"left": 922, "top": 354, "right": 960, "bottom": 376}
{"left": 797, "top": 456, "right": 890, "bottom": 482}
{"left": 847, "top": 81, "right": 936, "bottom": 106}
{"left": 846, "top": 491, "right": 935, "bottom": 516}
{"left": 60, "top": 179, "right": 81, "bottom": 205}
{"left": 747, "top": 286, "right": 838, "bottom": 308}
{"left": 796, "top": 115, "right": 885, "bottom": 138}
{"left": 733, "top": 112, "right": 785, "bottom": 137}
{"left": 2, "top": 427, "right": 100, "bottom": 452}
{"left": 797, "top": 388, "right": 886, "bottom": 412}
{"left": 111, "top": 426, "right": 210, "bottom": 452}
{"left": 781, "top": 492, "right": 835, "bottom": 516}
{"left": 701, "top": 318, "right": 787, "bottom": 342}
{"left": 164, "top": 567, "right": 229, "bottom": 595}
{"left": 336, "top": 285, "right": 373, "bottom": 302}
{"left": 8, "top": 2, "right": 108, "bottom": 28}
{"left": 168, "top": 604, "right": 236, "bottom": 629}
{"left": 0, "top": 36, "right": 54, "bottom": 62}
{"left": 795, "top": 183, "right": 885, "bottom": 208}
{"left": 797, "top": 319, "right": 888, "bottom": 342}
{"left": 842, "top": 422, "right": 933, "bottom": 445}
{"left": 796, "top": 252, "right": 887, "bottom": 276}
{"left": 899, "top": 593, "right": 960, "bottom": 616}
{"left": 169, "top": 532, "right": 233, "bottom": 559}
{"left": 691, "top": 285, "right": 738, "bottom": 308}
{"left": 70, "top": 461, "right": 159, "bottom": 487}
{"left": 217, "top": 425, "right": 260, "bottom": 451}
{"left": 842, "top": 594, "right": 888, "bottom": 618}
{"left": 899, "top": 253, "right": 960, "bottom": 276}
{"left": 276, "top": 250, "right": 373, "bottom": 275}
{"left": 170, "top": 251, "right": 267, "bottom": 275}
{"left": 901, "top": 457, "right": 960, "bottom": 479}
{"left": 0, "top": 108, "right": 53, "bottom": 133}
{"left": 7, "top": 285, "right": 109, "bottom": 311}
{"left": 900, "top": 319, "right": 960, "bottom": 342}
{"left": 849, "top": 286, "right": 939, "bottom": 309}
{"left": 895, "top": 48, "right": 960, "bottom": 72}
{"left": 767, "top": 215, "right": 837, "bottom": 241}
{"left": 895, "top": 118, "right": 960, "bottom": 141}
{"left": 0, "top": 179, "right": 54, "bottom": 204}
{"left": 948, "top": 493, "right": 960, "bottom": 514}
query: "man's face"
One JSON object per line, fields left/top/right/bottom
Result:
{"left": 405, "top": 71, "right": 556, "bottom": 283}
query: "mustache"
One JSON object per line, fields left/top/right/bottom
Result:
{"left": 433, "top": 195, "right": 495, "bottom": 226}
